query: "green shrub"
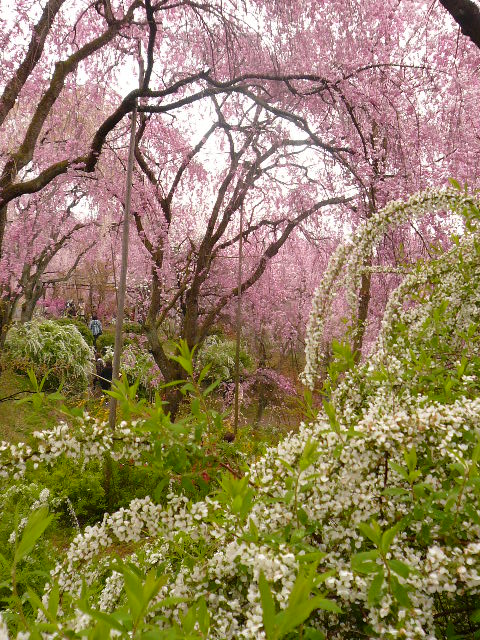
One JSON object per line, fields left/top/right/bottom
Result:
{"left": 0, "top": 484, "right": 57, "bottom": 614}
{"left": 96, "top": 329, "right": 115, "bottom": 353}
{"left": 123, "top": 320, "right": 144, "bottom": 335}
{"left": 121, "top": 343, "right": 162, "bottom": 395}
{"left": 53, "top": 317, "right": 93, "bottom": 346}
{"left": 5, "top": 319, "right": 93, "bottom": 392}
{"left": 196, "top": 335, "right": 253, "bottom": 383}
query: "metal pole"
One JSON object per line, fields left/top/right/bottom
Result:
{"left": 233, "top": 207, "right": 244, "bottom": 438}
{"left": 110, "top": 233, "right": 119, "bottom": 309}
{"left": 109, "top": 103, "right": 137, "bottom": 430}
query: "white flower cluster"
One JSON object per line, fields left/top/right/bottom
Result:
{"left": 36, "top": 390, "right": 480, "bottom": 638}
{"left": 0, "top": 415, "right": 151, "bottom": 479}
{"left": 5, "top": 187, "right": 480, "bottom": 639}
{"left": 302, "top": 188, "right": 480, "bottom": 387}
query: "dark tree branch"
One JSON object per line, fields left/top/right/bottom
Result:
{"left": 0, "top": 0, "right": 66, "bottom": 127}
{"left": 0, "top": 0, "right": 142, "bottom": 191}
{"left": 198, "top": 195, "right": 352, "bottom": 341}
{"left": 142, "top": 0, "right": 157, "bottom": 90}
{"left": 166, "top": 121, "right": 219, "bottom": 205}
{"left": 44, "top": 239, "right": 96, "bottom": 283}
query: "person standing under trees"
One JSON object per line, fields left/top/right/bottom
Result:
{"left": 99, "top": 360, "right": 113, "bottom": 392}
{"left": 89, "top": 314, "right": 102, "bottom": 348}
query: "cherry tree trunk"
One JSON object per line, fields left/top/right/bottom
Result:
{"left": 353, "top": 259, "right": 372, "bottom": 361}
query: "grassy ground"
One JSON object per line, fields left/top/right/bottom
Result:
{"left": 0, "top": 368, "right": 64, "bottom": 441}
{"left": 0, "top": 348, "right": 301, "bottom": 448}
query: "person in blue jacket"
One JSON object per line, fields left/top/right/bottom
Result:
{"left": 89, "top": 314, "right": 103, "bottom": 347}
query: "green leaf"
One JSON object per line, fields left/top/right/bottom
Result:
{"left": 259, "top": 571, "right": 276, "bottom": 640}
{"left": 389, "top": 462, "right": 409, "bottom": 481}
{"left": 380, "top": 522, "right": 401, "bottom": 554}
{"left": 404, "top": 447, "right": 417, "bottom": 473}
{"left": 471, "top": 608, "right": 480, "bottom": 623}
{"left": 122, "top": 567, "right": 143, "bottom": 620}
{"left": 48, "top": 582, "right": 60, "bottom": 619}
{"left": 248, "top": 518, "right": 259, "bottom": 541}
{"left": 203, "top": 379, "right": 221, "bottom": 396}
{"left": 275, "top": 596, "right": 341, "bottom": 637}
{"left": 367, "top": 569, "right": 384, "bottom": 605}
{"left": 27, "top": 368, "right": 39, "bottom": 390}
{"left": 161, "top": 379, "right": 187, "bottom": 389}
{"left": 351, "top": 550, "right": 380, "bottom": 575}
{"left": 170, "top": 355, "right": 193, "bottom": 376}
{"left": 14, "top": 507, "right": 53, "bottom": 564}
{"left": 448, "top": 177, "right": 462, "bottom": 190}
{"left": 383, "top": 487, "right": 409, "bottom": 497}
{"left": 278, "top": 458, "right": 295, "bottom": 473}
{"left": 388, "top": 558, "right": 411, "bottom": 579}
{"left": 197, "top": 362, "right": 212, "bottom": 384}
{"left": 79, "top": 607, "right": 126, "bottom": 633}
{"left": 358, "top": 521, "right": 381, "bottom": 546}
{"left": 195, "top": 597, "right": 210, "bottom": 635}
{"left": 391, "top": 575, "right": 411, "bottom": 607}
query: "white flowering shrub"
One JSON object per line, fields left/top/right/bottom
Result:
{"left": 13, "top": 392, "right": 470, "bottom": 639}
{"left": 121, "top": 343, "right": 163, "bottom": 395}
{"left": 5, "top": 319, "right": 93, "bottom": 392}
{"left": 196, "top": 335, "right": 253, "bottom": 383}
{"left": 2, "top": 189, "right": 480, "bottom": 638}
{"left": 302, "top": 186, "right": 480, "bottom": 389}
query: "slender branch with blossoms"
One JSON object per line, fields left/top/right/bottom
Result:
{"left": 302, "top": 188, "right": 480, "bottom": 388}
{"left": 0, "top": 416, "right": 151, "bottom": 480}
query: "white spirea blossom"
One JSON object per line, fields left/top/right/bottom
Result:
{"left": 302, "top": 188, "right": 480, "bottom": 387}
{"left": 5, "top": 187, "right": 480, "bottom": 639}
{"left": 39, "top": 393, "right": 480, "bottom": 639}
{"left": 0, "top": 415, "right": 151, "bottom": 479}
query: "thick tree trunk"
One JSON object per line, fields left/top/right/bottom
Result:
{"left": 20, "top": 300, "right": 35, "bottom": 323}
{"left": 0, "top": 298, "right": 16, "bottom": 351}
{"left": 255, "top": 394, "right": 267, "bottom": 426}
{"left": 0, "top": 205, "right": 7, "bottom": 263}
{"left": 147, "top": 327, "right": 184, "bottom": 418}
{"left": 439, "top": 0, "right": 480, "bottom": 50}
{"left": 352, "top": 180, "right": 377, "bottom": 361}
{"left": 352, "top": 264, "right": 372, "bottom": 362}
{"left": 145, "top": 286, "right": 185, "bottom": 419}
{"left": 20, "top": 283, "right": 43, "bottom": 322}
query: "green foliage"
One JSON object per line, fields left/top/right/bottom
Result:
{"left": 196, "top": 335, "right": 253, "bottom": 383}
{"left": 0, "top": 488, "right": 56, "bottom": 625}
{"left": 1, "top": 513, "right": 209, "bottom": 639}
{"left": 123, "top": 321, "right": 144, "bottom": 335}
{"left": 0, "top": 367, "right": 63, "bottom": 442}
{"left": 259, "top": 561, "right": 340, "bottom": 640}
{"left": 15, "top": 368, "right": 65, "bottom": 412}
{"left": 121, "top": 343, "right": 161, "bottom": 397}
{"left": 102, "top": 340, "right": 228, "bottom": 499}
{"left": 216, "top": 474, "right": 254, "bottom": 525}
{"left": 5, "top": 320, "right": 93, "bottom": 393}
{"left": 53, "top": 318, "right": 93, "bottom": 346}
{"left": 96, "top": 329, "right": 115, "bottom": 353}
{"left": 36, "top": 458, "right": 108, "bottom": 526}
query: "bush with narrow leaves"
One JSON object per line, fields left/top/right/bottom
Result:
{"left": 5, "top": 319, "right": 93, "bottom": 392}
